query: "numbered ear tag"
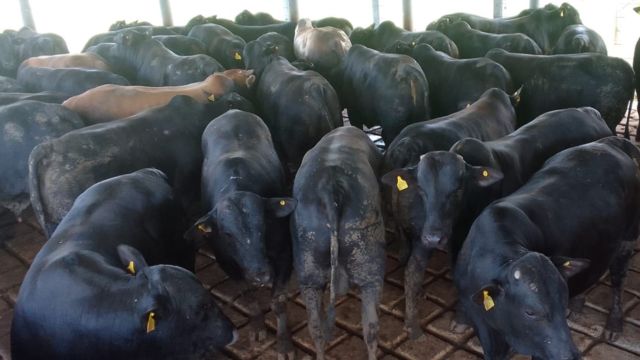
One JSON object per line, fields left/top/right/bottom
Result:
{"left": 396, "top": 176, "right": 408, "bottom": 191}
{"left": 483, "top": 290, "right": 495, "bottom": 311}
{"left": 146, "top": 312, "right": 156, "bottom": 333}
{"left": 127, "top": 261, "right": 136, "bottom": 275}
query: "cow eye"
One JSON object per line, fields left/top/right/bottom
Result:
{"left": 524, "top": 309, "right": 540, "bottom": 319}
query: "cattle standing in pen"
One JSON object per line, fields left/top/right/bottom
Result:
{"left": 12, "top": 168, "right": 237, "bottom": 360}
{"left": 185, "top": 110, "right": 296, "bottom": 359}
{"left": 292, "top": 126, "right": 385, "bottom": 360}
{"left": 455, "top": 136, "right": 640, "bottom": 359}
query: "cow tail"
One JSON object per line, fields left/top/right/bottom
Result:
{"left": 319, "top": 172, "right": 341, "bottom": 337}
{"left": 28, "top": 141, "right": 52, "bottom": 237}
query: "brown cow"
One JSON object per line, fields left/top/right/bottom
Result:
{"left": 19, "top": 53, "right": 112, "bottom": 72}
{"left": 62, "top": 69, "right": 255, "bottom": 124}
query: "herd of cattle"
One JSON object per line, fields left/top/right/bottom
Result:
{"left": 1, "top": 2, "right": 639, "bottom": 359}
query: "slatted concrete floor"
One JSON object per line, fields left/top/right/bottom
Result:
{"left": 1, "top": 114, "right": 640, "bottom": 360}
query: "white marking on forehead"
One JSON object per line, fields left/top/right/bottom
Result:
{"left": 514, "top": 270, "right": 521, "bottom": 280}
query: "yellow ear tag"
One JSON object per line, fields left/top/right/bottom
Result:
{"left": 411, "top": 41, "right": 416, "bottom": 47}
{"left": 197, "top": 223, "right": 212, "bottom": 233}
{"left": 560, "top": 10, "right": 564, "bottom": 17}
{"left": 563, "top": 261, "right": 571, "bottom": 268}
{"left": 482, "top": 170, "right": 489, "bottom": 177}
{"left": 483, "top": 290, "right": 495, "bottom": 311}
{"left": 396, "top": 176, "right": 408, "bottom": 191}
{"left": 146, "top": 312, "right": 156, "bottom": 333}
{"left": 127, "top": 261, "right": 136, "bottom": 275}
{"left": 207, "top": 94, "right": 215, "bottom": 102}
{"left": 279, "top": 200, "right": 286, "bottom": 206}
{"left": 234, "top": 52, "right": 242, "bottom": 60}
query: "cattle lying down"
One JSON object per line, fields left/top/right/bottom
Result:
{"left": 342, "top": 44, "right": 430, "bottom": 145}
{"left": 12, "top": 168, "right": 237, "bottom": 360}
{"left": 380, "top": 88, "right": 516, "bottom": 339}
{"left": 486, "top": 49, "right": 634, "bottom": 132}
{"left": 188, "top": 24, "right": 247, "bottom": 69}
{"left": 244, "top": 39, "right": 341, "bottom": 173}
{"left": 350, "top": 21, "right": 458, "bottom": 57}
{"left": 16, "top": 66, "right": 130, "bottom": 97}
{"left": 29, "top": 93, "right": 254, "bottom": 237}
{"left": 383, "top": 107, "right": 612, "bottom": 334}
{"left": 455, "top": 136, "right": 640, "bottom": 359}
{"left": 185, "top": 110, "right": 296, "bottom": 358}
{"left": 428, "top": 2, "right": 582, "bottom": 54}
{"left": 294, "top": 18, "right": 352, "bottom": 74}
{"left": 0, "top": 100, "right": 85, "bottom": 218}
{"left": 437, "top": 21, "right": 542, "bottom": 58}
{"left": 62, "top": 69, "right": 255, "bottom": 124}
{"left": 391, "top": 43, "right": 513, "bottom": 117}
{"left": 0, "top": 91, "right": 70, "bottom": 106}
{"left": 292, "top": 126, "right": 385, "bottom": 360}
{"left": 19, "top": 52, "right": 112, "bottom": 72}
{"left": 553, "top": 24, "right": 607, "bottom": 55}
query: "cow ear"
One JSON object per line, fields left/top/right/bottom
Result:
{"left": 184, "top": 213, "right": 217, "bottom": 249}
{"left": 471, "top": 283, "right": 503, "bottom": 312}
{"left": 117, "top": 245, "right": 149, "bottom": 275}
{"left": 469, "top": 165, "right": 503, "bottom": 187}
{"left": 265, "top": 197, "right": 297, "bottom": 218}
{"left": 550, "top": 256, "right": 590, "bottom": 279}
{"left": 381, "top": 167, "right": 417, "bottom": 192}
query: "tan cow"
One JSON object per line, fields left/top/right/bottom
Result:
{"left": 62, "top": 69, "right": 255, "bottom": 124}
{"left": 294, "top": 18, "right": 352, "bottom": 72}
{"left": 19, "top": 53, "right": 112, "bottom": 72}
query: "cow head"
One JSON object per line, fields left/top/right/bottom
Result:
{"left": 470, "top": 252, "right": 588, "bottom": 359}
{"left": 185, "top": 191, "right": 296, "bottom": 287}
{"left": 382, "top": 151, "right": 501, "bottom": 248}
{"left": 243, "top": 40, "right": 280, "bottom": 77}
{"left": 116, "top": 245, "right": 237, "bottom": 358}
{"left": 349, "top": 25, "right": 374, "bottom": 47}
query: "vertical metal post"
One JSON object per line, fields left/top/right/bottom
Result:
{"left": 530, "top": 0, "right": 539, "bottom": 9}
{"left": 493, "top": 0, "right": 503, "bottom": 18}
{"left": 159, "top": 0, "right": 173, "bottom": 26}
{"left": 288, "top": 0, "right": 299, "bottom": 22}
{"left": 19, "top": 0, "right": 36, "bottom": 30}
{"left": 372, "top": 0, "right": 380, "bottom": 25}
{"left": 403, "top": 0, "right": 412, "bottom": 31}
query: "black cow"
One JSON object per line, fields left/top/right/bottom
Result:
{"left": 437, "top": 21, "right": 542, "bottom": 58}
{"left": 12, "top": 27, "right": 69, "bottom": 64}
{"left": 254, "top": 32, "right": 295, "bottom": 62}
{"left": 552, "top": 24, "right": 607, "bottom": 55}
{"left": 342, "top": 44, "right": 430, "bottom": 145}
{"left": 292, "top": 126, "right": 385, "bottom": 360}
{"left": 391, "top": 43, "right": 513, "bottom": 117}
{"left": 82, "top": 26, "right": 177, "bottom": 50}
{"left": 185, "top": 110, "right": 296, "bottom": 358}
{"left": 0, "top": 101, "right": 85, "bottom": 218}
{"left": 12, "top": 168, "right": 237, "bottom": 360}
{"left": 0, "top": 91, "right": 69, "bottom": 106}
{"left": 87, "top": 30, "right": 224, "bottom": 86}
{"left": 635, "top": 36, "right": 640, "bottom": 141}
{"left": 188, "top": 16, "right": 297, "bottom": 42}
{"left": 243, "top": 40, "right": 341, "bottom": 172}
{"left": 380, "top": 88, "right": 516, "bottom": 338}
{"left": 313, "top": 17, "right": 354, "bottom": 36}
{"left": 16, "top": 66, "right": 130, "bottom": 96}
{"left": 188, "top": 24, "right": 246, "bottom": 69}
{"left": 235, "top": 10, "right": 284, "bottom": 26}
{"left": 29, "top": 93, "right": 253, "bottom": 237}
{"left": 455, "top": 136, "right": 640, "bottom": 359}
{"left": 109, "top": 19, "right": 153, "bottom": 31}
{"left": 152, "top": 35, "right": 207, "bottom": 56}
{"left": 486, "top": 48, "right": 634, "bottom": 131}
{"left": 350, "top": 20, "right": 459, "bottom": 57}
{"left": 0, "top": 32, "right": 18, "bottom": 77}
{"left": 428, "top": 2, "right": 582, "bottom": 54}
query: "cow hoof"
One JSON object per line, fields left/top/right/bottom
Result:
{"left": 604, "top": 328, "right": 621, "bottom": 343}
{"left": 404, "top": 324, "right": 424, "bottom": 340}
{"left": 449, "top": 319, "right": 471, "bottom": 334}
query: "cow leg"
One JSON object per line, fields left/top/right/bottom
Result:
{"left": 567, "top": 294, "right": 586, "bottom": 320}
{"left": 605, "top": 240, "right": 635, "bottom": 341}
{"left": 245, "top": 287, "right": 267, "bottom": 346}
{"left": 302, "top": 287, "right": 326, "bottom": 360}
{"left": 404, "top": 245, "right": 432, "bottom": 339}
{"left": 449, "top": 302, "right": 472, "bottom": 334}
{"left": 272, "top": 290, "right": 294, "bottom": 360}
{"left": 361, "top": 283, "right": 382, "bottom": 360}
